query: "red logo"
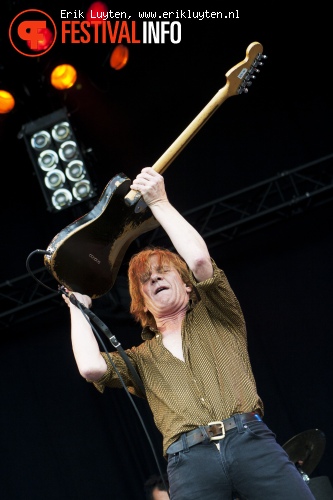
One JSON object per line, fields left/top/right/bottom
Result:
{"left": 9, "top": 9, "right": 57, "bottom": 57}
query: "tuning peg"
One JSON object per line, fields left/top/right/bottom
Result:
{"left": 244, "top": 74, "right": 256, "bottom": 82}
{"left": 257, "top": 53, "right": 267, "bottom": 61}
{"left": 235, "top": 47, "right": 267, "bottom": 94}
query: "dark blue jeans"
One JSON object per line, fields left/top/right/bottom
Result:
{"left": 167, "top": 415, "right": 315, "bottom": 499}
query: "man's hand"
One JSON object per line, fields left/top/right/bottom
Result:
{"left": 62, "top": 290, "right": 92, "bottom": 309}
{"left": 130, "top": 167, "right": 168, "bottom": 206}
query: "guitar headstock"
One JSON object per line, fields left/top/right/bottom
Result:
{"left": 226, "top": 41, "right": 267, "bottom": 96}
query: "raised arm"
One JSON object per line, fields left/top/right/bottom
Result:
{"left": 130, "top": 167, "right": 213, "bottom": 282}
{"left": 63, "top": 291, "right": 107, "bottom": 380}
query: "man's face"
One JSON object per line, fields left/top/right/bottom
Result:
{"left": 140, "top": 255, "right": 191, "bottom": 318}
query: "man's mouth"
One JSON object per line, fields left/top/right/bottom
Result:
{"left": 155, "top": 286, "right": 168, "bottom": 294}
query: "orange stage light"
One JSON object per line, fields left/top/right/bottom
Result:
{"left": 110, "top": 45, "right": 129, "bottom": 70}
{"left": 86, "top": 1, "right": 109, "bottom": 25}
{"left": 50, "top": 65, "right": 77, "bottom": 90}
{"left": 0, "top": 90, "right": 15, "bottom": 113}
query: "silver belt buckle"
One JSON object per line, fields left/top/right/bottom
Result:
{"left": 208, "top": 420, "right": 225, "bottom": 441}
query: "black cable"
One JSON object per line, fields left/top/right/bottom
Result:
{"left": 60, "top": 288, "right": 167, "bottom": 492}
{"left": 26, "top": 249, "right": 168, "bottom": 493}
{"left": 26, "top": 249, "right": 57, "bottom": 293}
{"left": 63, "top": 287, "right": 146, "bottom": 396}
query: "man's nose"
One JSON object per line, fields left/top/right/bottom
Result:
{"left": 151, "top": 273, "right": 162, "bottom": 283}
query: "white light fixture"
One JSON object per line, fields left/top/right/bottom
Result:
{"left": 51, "top": 121, "right": 71, "bottom": 142}
{"left": 73, "top": 179, "right": 93, "bottom": 200}
{"left": 20, "top": 108, "right": 97, "bottom": 213}
{"left": 31, "top": 130, "right": 51, "bottom": 150}
{"left": 38, "top": 149, "right": 59, "bottom": 171}
{"left": 65, "top": 160, "right": 85, "bottom": 181}
{"left": 52, "top": 188, "right": 73, "bottom": 210}
{"left": 45, "top": 169, "right": 66, "bottom": 190}
{"left": 58, "top": 140, "right": 78, "bottom": 162}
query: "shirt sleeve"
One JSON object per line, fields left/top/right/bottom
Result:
{"left": 88, "top": 350, "right": 146, "bottom": 398}
{"left": 190, "top": 259, "right": 246, "bottom": 334}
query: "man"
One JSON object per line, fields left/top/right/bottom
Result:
{"left": 144, "top": 473, "right": 169, "bottom": 500}
{"left": 63, "top": 167, "right": 315, "bottom": 499}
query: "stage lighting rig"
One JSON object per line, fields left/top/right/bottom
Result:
{"left": 20, "top": 108, "right": 97, "bottom": 212}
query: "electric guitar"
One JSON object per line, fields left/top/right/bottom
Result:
{"left": 44, "top": 41, "right": 266, "bottom": 298}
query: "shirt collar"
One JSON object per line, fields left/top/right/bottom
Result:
{"left": 141, "top": 300, "right": 195, "bottom": 340}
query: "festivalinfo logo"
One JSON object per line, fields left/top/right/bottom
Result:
{"left": 8, "top": 8, "right": 186, "bottom": 57}
{"left": 9, "top": 9, "right": 57, "bottom": 57}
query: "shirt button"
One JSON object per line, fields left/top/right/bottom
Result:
{"left": 200, "top": 397, "right": 205, "bottom": 402}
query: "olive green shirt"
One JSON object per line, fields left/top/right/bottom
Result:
{"left": 92, "top": 259, "right": 264, "bottom": 456}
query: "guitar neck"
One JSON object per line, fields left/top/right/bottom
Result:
{"left": 124, "top": 85, "right": 230, "bottom": 205}
{"left": 154, "top": 84, "right": 231, "bottom": 175}
{"left": 124, "top": 41, "right": 265, "bottom": 206}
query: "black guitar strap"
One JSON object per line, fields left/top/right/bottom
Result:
{"left": 94, "top": 315, "right": 146, "bottom": 397}
{"left": 67, "top": 292, "right": 146, "bottom": 397}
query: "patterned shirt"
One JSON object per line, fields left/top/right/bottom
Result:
{"left": 91, "top": 259, "right": 264, "bottom": 456}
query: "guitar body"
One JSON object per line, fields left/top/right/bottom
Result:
{"left": 43, "top": 42, "right": 265, "bottom": 298}
{"left": 44, "top": 173, "right": 160, "bottom": 298}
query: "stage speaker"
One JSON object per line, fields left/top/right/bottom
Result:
{"left": 309, "top": 476, "right": 333, "bottom": 499}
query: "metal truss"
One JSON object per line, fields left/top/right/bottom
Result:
{"left": 1, "top": 152, "right": 333, "bottom": 330}
{"left": 137, "top": 152, "right": 333, "bottom": 250}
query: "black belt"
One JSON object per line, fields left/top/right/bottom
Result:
{"left": 167, "top": 412, "right": 262, "bottom": 455}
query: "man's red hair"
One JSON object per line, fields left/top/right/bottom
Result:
{"left": 128, "top": 246, "right": 195, "bottom": 329}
